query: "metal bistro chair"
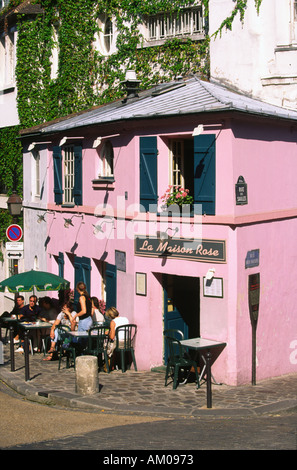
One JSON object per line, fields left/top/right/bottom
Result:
{"left": 113, "top": 324, "right": 137, "bottom": 373}
{"left": 163, "top": 329, "right": 184, "bottom": 341}
{"left": 164, "top": 335, "right": 200, "bottom": 390}
{"left": 57, "top": 325, "right": 77, "bottom": 370}
{"left": 85, "top": 326, "right": 110, "bottom": 373}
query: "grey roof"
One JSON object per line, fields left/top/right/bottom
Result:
{"left": 36, "top": 76, "right": 297, "bottom": 135}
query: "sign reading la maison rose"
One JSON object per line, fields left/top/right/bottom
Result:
{"left": 135, "top": 237, "right": 226, "bottom": 263}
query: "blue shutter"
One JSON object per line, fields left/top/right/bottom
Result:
{"left": 194, "top": 134, "right": 216, "bottom": 215}
{"left": 105, "top": 263, "right": 117, "bottom": 310}
{"left": 74, "top": 256, "right": 91, "bottom": 307}
{"left": 53, "top": 146, "right": 63, "bottom": 204}
{"left": 58, "top": 252, "right": 64, "bottom": 278}
{"left": 73, "top": 145, "right": 83, "bottom": 206}
{"left": 139, "top": 136, "right": 158, "bottom": 212}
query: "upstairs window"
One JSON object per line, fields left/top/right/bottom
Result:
{"left": 53, "top": 144, "right": 83, "bottom": 206}
{"left": 94, "top": 15, "right": 117, "bottom": 56}
{"left": 99, "top": 141, "right": 114, "bottom": 178}
{"left": 145, "top": 7, "right": 204, "bottom": 44}
{"left": 0, "top": 28, "right": 16, "bottom": 88}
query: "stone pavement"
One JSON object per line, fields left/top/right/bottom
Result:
{"left": 1, "top": 343, "right": 297, "bottom": 417}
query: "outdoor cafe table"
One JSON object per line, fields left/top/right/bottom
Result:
{"left": 17, "top": 321, "right": 52, "bottom": 381}
{"left": 180, "top": 337, "right": 227, "bottom": 409}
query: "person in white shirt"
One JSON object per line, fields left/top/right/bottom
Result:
{"left": 43, "top": 302, "right": 76, "bottom": 361}
{"left": 106, "top": 307, "right": 129, "bottom": 358}
{"left": 91, "top": 296, "right": 104, "bottom": 324}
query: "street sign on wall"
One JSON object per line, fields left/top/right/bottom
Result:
{"left": 6, "top": 224, "right": 23, "bottom": 242}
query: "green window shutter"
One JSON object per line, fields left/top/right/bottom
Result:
{"left": 139, "top": 136, "right": 158, "bottom": 212}
{"left": 105, "top": 263, "right": 117, "bottom": 310}
{"left": 73, "top": 145, "right": 83, "bottom": 206}
{"left": 194, "top": 134, "right": 216, "bottom": 215}
{"left": 53, "top": 146, "right": 63, "bottom": 205}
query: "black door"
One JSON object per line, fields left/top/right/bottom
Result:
{"left": 163, "top": 274, "right": 200, "bottom": 363}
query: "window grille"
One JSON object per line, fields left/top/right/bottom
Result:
{"left": 146, "top": 7, "right": 204, "bottom": 42}
{"left": 63, "top": 146, "right": 75, "bottom": 204}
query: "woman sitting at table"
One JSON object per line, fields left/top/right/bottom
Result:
{"left": 43, "top": 301, "right": 76, "bottom": 361}
{"left": 91, "top": 296, "right": 106, "bottom": 325}
{"left": 106, "top": 307, "right": 129, "bottom": 359}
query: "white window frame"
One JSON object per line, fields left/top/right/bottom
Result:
{"left": 31, "top": 149, "right": 41, "bottom": 200}
{"left": 63, "top": 145, "right": 75, "bottom": 204}
{"left": 0, "top": 28, "right": 16, "bottom": 89}
{"left": 99, "top": 141, "right": 114, "bottom": 178}
{"left": 169, "top": 140, "right": 185, "bottom": 188}
{"left": 94, "top": 15, "right": 117, "bottom": 56}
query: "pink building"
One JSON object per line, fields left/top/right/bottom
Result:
{"left": 21, "top": 78, "right": 297, "bottom": 385}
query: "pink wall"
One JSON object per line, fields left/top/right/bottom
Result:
{"left": 44, "top": 115, "right": 297, "bottom": 384}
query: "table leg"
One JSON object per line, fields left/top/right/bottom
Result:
{"left": 205, "top": 350, "right": 212, "bottom": 409}
{"left": 10, "top": 326, "right": 15, "bottom": 372}
{"left": 24, "top": 331, "right": 30, "bottom": 381}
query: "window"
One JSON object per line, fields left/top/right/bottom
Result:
{"left": 294, "top": 1, "right": 297, "bottom": 21}
{"left": 63, "top": 145, "right": 75, "bottom": 204}
{"left": 53, "top": 144, "right": 82, "bottom": 206}
{"left": 94, "top": 15, "right": 117, "bottom": 56}
{"left": 145, "top": 7, "right": 204, "bottom": 43}
{"left": 32, "top": 150, "right": 41, "bottom": 199}
{"left": 0, "top": 29, "right": 16, "bottom": 87}
{"left": 99, "top": 141, "right": 114, "bottom": 178}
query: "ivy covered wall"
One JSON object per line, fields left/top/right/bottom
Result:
{"left": 0, "top": 0, "right": 262, "bottom": 252}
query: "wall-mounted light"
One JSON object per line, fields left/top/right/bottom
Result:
{"left": 92, "top": 223, "right": 104, "bottom": 235}
{"left": 64, "top": 213, "right": 84, "bottom": 228}
{"left": 37, "top": 210, "right": 56, "bottom": 223}
{"left": 28, "top": 141, "right": 52, "bottom": 151}
{"left": 192, "top": 124, "right": 204, "bottom": 136}
{"left": 92, "top": 216, "right": 115, "bottom": 235}
{"left": 59, "top": 136, "right": 85, "bottom": 147}
{"left": 206, "top": 268, "right": 216, "bottom": 281}
{"left": 158, "top": 227, "right": 179, "bottom": 240}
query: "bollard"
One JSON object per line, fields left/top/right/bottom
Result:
{"left": 75, "top": 355, "right": 99, "bottom": 395}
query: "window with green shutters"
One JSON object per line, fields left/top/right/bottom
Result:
{"left": 53, "top": 144, "right": 83, "bottom": 206}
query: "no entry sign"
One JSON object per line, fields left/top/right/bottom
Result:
{"left": 6, "top": 224, "right": 23, "bottom": 242}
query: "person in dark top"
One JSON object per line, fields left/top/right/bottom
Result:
{"left": 10, "top": 295, "right": 25, "bottom": 319}
{"left": 72, "top": 282, "right": 92, "bottom": 332}
{"left": 19, "top": 295, "right": 41, "bottom": 322}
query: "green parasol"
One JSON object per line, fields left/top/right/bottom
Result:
{"left": 0, "top": 270, "right": 70, "bottom": 293}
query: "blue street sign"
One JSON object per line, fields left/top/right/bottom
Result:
{"left": 6, "top": 224, "right": 23, "bottom": 242}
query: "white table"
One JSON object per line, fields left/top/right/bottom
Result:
{"left": 180, "top": 337, "right": 226, "bottom": 408}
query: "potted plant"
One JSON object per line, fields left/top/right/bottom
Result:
{"left": 160, "top": 185, "right": 193, "bottom": 211}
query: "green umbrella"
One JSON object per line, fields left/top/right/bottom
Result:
{"left": 0, "top": 270, "right": 70, "bottom": 293}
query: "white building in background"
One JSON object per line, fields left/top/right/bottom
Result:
{"left": 209, "top": 0, "right": 297, "bottom": 110}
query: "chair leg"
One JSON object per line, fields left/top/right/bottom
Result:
{"left": 173, "top": 365, "right": 179, "bottom": 389}
{"left": 104, "top": 351, "right": 110, "bottom": 373}
{"left": 165, "top": 363, "right": 170, "bottom": 386}
{"left": 131, "top": 349, "right": 137, "bottom": 371}
{"left": 121, "top": 350, "right": 125, "bottom": 373}
{"left": 194, "top": 365, "right": 200, "bottom": 389}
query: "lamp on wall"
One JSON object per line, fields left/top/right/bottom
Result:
{"left": 92, "top": 216, "right": 115, "bottom": 235}
{"left": 37, "top": 210, "right": 56, "bottom": 223}
{"left": 7, "top": 191, "right": 23, "bottom": 218}
{"left": 158, "top": 226, "right": 179, "bottom": 240}
{"left": 64, "top": 213, "right": 84, "bottom": 228}
{"left": 206, "top": 268, "right": 216, "bottom": 281}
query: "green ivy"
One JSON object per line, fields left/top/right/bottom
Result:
{"left": 0, "top": 0, "right": 262, "bottom": 253}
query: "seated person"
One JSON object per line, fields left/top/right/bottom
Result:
{"left": 38, "top": 296, "right": 58, "bottom": 323}
{"left": 19, "top": 295, "right": 41, "bottom": 322}
{"left": 105, "top": 307, "right": 129, "bottom": 358}
{"left": 10, "top": 295, "right": 25, "bottom": 319}
{"left": 43, "top": 301, "right": 76, "bottom": 361}
{"left": 91, "top": 296, "right": 104, "bottom": 324}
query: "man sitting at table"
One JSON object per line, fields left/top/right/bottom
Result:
{"left": 8, "top": 295, "right": 25, "bottom": 343}
{"left": 19, "top": 295, "right": 41, "bottom": 322}
{"left": 16, "top": 296, "right": 42, "bottom": 352}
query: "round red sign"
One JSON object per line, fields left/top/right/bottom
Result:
{"left": 6, "top": 224, "right": 23, "bottom": 242}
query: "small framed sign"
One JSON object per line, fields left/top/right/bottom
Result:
{"left": 235, "top": 176, "right": 248, "bottom": 205}
{"left": 136, "top": 272, "right": 147, "bottom": 296}
{"left": 203, "top": 277, "right": 223, "bottom": 298}
{"left": 115, "top": 250, "right": 126, "bottom": 272}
